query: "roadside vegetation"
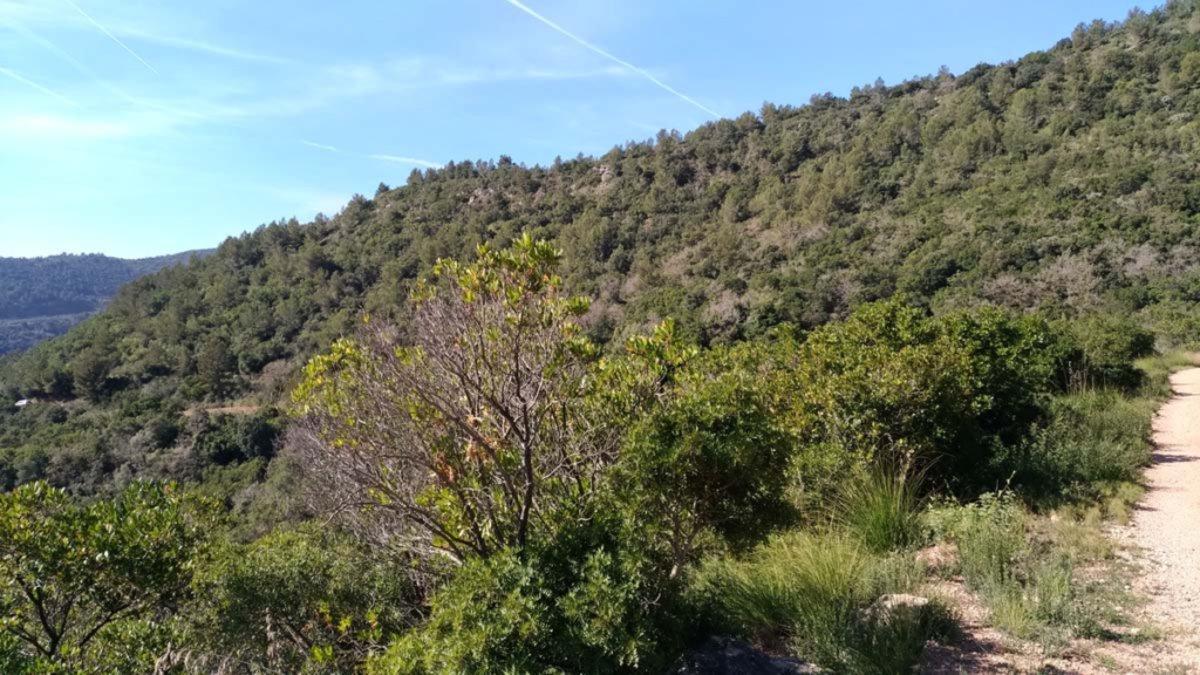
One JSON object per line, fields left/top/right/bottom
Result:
{"left": 2, "top": 236, "right": 1188, "bottom": 673}
{"left": 2, "top": 2, "right": 1200, "bottom": 671}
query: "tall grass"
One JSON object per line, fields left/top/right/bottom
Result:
{"left": 689, "top": 530, "right": 952, "bottom": 673}
{"left": 1135, "top": 350, "right": 1196, "bottom": 399}
{"left": 1018, "top": 390, "right": 1155, "bottom": 503}
{"left": 926, "top": 493, "right": 1081, "bottom": 642}
{"left": 835, "top": 467, "right": 924, "bottom": 553}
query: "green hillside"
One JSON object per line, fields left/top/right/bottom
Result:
{"left": 2, "top": 4, "right": 1200, "bottom": 671}
{"left": 0, "top": 251, "right": 211, "bottom": 354}
{"left": 3, "top": 4, "right": 1199, "bottom": 497}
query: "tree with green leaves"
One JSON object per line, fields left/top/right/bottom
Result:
{"left": 196, "top": 334, "right": 239, "bottom": 400}
{"left": 0, "top": 481, "right": 209, "bottom": 669}
{"left": 291, "top": 234, "right": 607, "bottom": 561}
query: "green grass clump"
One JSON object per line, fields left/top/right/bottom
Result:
{"left": 927, "top": 493, "right": 1086, "bottom": 644}
{"left": 689, "top": 530, "right": 953, "bottom": 673}
{"left": 1020, "top": 390, "right": 1156, "bottom": 502}
{"left": 956, "top": 494, "right": 1027, "bottom": 589}
{"left": 1135, "top": 350, "right": 1196, "bottom": 399}
{"left": 835, "top": 468, "right": 924, "bottom": 553}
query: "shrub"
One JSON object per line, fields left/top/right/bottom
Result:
{"left": 787, "top": 302, "right": 979, "bottom": 497}
{"left": 1141, "top": 301, "right": 1200, "bottom": 351}
{"left": 787, "top": 301, "right": 1064, "bottom": 499}
{"left": 291, "top": 235, "right": 608, "bottom": 561}
{"left": 934, "top": 307, "right": 1066, "bottom": 446}
{"left": 618, "top": 345, "right": 797, "bottom": 560}
{"left": 0, "top": 481, "right": 211, "bottom": 670}
{"left": 186, "top": 526, "right": 420, "bottom": 673}
{"left": 192, "top": 411, "right": 279, "bottom": 466}
{"left": 0, "top": 633, "right": 42, "bottom": 674}
{"left": 371, "top": 549, "right": 547, "bottom": 674}
{"left": 1059, "top": 314, "right": 1155, "bottom": 391}
{"left": 370, "top": 503, "right": 686, "bottom": 674}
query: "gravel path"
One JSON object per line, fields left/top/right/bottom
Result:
{"left": 1132, "top": 366, "right": 1200, "bottom": 661}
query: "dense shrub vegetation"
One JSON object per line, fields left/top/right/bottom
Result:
{"left": 0, "top": 252, "right": 209, "bottom": 355}
{"left": 3, "top": 230, "right": 1179, "bottom": 672}
{"left": 1, "top": 2, "right": 1199, "bottom": 671}
{"left": 3, "top": 2, "right": 1200, "bottom": 500}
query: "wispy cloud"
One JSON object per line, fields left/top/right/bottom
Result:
{"left": 0, "top": 113, "right": 133, "bottom": 138}
{"left": 432, "top": 63, "right": 628, "bottom": 85}
{"left": 261, "top": 185, "right": 354, "bottom": 219}
{"left": 115, "top": 28, "right": 291, "bottom": 65}
{"left": 0, "top": 66, "right": 76, "bottom": 105}
{"left": 4, "top": 0, "right": 289, "bottom": 66}
{"left": 300, "top": 141, "right": 439, "bottom": 169}
{"left": 500, "top": 0, "right": 720, "bottom": 118}
{"left": 61, "top": 0, "right": 157, "bottom": 74}
{"left": 369, "top": 154, "right": 440, "bottom": 168}
{"left": 301, "top": 139, "right": 340, "bottom": 153}
{"left": 4, "top": 20, "right": 156, "bottom": 107}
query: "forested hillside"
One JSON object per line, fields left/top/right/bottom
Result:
{"left": 0, "top": 252, "right": 210, "bottom": 354}
{"left": 2, "top": 3, "right": 1200, "bottom": 671}
{"left": 3, "top": 3, "right": 1200, "bottom": 497}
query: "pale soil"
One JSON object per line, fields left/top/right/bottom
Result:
{"left": 923, "top": 367, "right": 1200, "bottom": 673}
{"left": 1120, "top": 366, "right": 1200, "bottom": 669}
{"left": 183, "top": 403, "right": 261, "bottom": 417}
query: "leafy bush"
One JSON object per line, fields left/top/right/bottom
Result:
{"left": 186, "top": 526, "right": 419, "bottom": 673}
{"left": 0, "top": 632, "right": 42, "bottom": 674}
{"left": 1142, "top": 301, "right": 1200, "bottom": 351}
{"left": 192, "top": 411, "right": 280, "bottom": 466}
{"left": 0, "top": 481, "right": 211, "bottom": 670}
{"left": 370, "top": 550, "right": 546, "bottom": 674}
{"left": 1059, "top": 315, "right": 1155, "bottom": 391}
{"left": 371, "top": 515, "right": 683, "bottom": 674}
{"left": 618, "top": 342, "right": 797, "bottom": 557}
{"left": 787, "top": 301, "right": 1064, "bottom": 499}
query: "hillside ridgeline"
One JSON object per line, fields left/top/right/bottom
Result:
{"left": 0, "top": 251, "right": 211, "bottom": 354}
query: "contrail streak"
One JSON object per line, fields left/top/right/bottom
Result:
{"left": 7, "top": 23, "right": 92, "bottom": 78}
{"left": 5, "top": 23, "right": 202, "bottom": 120}
{"left": 0, "top": 66, "right": 77, "bottom": 105}
{"left": 300, "top": 141, "right": 440, "bottom": 168}
{"left": 301, "top": 140, "right": 341, "bottom": 153}
{"left": 62, "top": 0, "right": 158, "bottom": 74}
{"left": 501, "top": 0, "right": 719, "bottom": 118}
{"left": 368, "top": 153, "right": 440, "bottom": 168}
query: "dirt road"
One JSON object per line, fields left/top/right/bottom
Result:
{"left": 1131, "top": 366, "right": 1200, "bottom": 663}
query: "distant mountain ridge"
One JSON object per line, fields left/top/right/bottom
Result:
{"left": 0, "top": 251, "right": 211, "bottom": 353}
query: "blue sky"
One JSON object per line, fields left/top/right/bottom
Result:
{"left": 0, "top": 0, "right": 1145, "bottom": 258}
